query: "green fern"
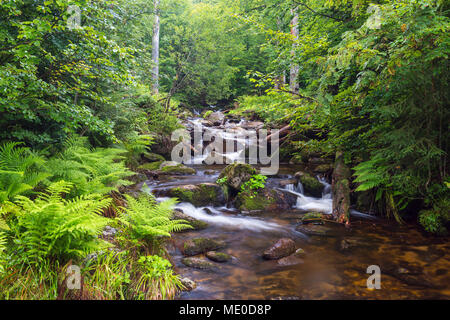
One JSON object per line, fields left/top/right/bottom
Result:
{"left": 0, "top": 142, "right": 49, "bottom": 203}
{"left": 119, "top": 193, "right": 192, "bottom": 242}
{"left": 45, "top": 136, "right": 133, "bottom": 197}
{"left": 9, "top": 181, "right": 112, "bottom": 265}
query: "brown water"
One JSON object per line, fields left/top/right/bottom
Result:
{"left": 149, "top": 165, "right": 450, "bottom": 300}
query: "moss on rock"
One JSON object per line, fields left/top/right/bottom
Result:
{"left": 138, "top": 161, "right": 163, "bottom": 171}
{"left": 168, "top": 183, "right": 223, "bottom": 206}
{"left": 159, "top": 164, "right": 196, "bottom": 175}
{"left": 295, "top": 171, "right": 324, "bottom": 197}
{"left": 205, "top": 251, "right": 231, "bottom": 263}
{"left": 183, "top": 238, "right": 226, "bottom": 256}
{"left": 218, "top": 163, "right": 257, "bottom": 192}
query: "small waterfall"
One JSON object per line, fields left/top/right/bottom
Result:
{"left": 283, "top": 178, "right": 333, "bottom": 214}
{"left": 174, "top": 202, "right": 284, "bottom": 232}
{"left": 283, "top": 177, "right": 377, "bottom": 219}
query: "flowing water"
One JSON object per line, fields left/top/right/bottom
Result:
{"left": 146, "top": 116, "right": 450, "bottom": 300}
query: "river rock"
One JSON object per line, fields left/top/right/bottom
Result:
{"left": 278, "top": 179, "right": 298, "bottom": 188}
{"left": 172, "top": 209, "right": 208, "bottom": 230}
{"left": 263, "top": 238, "right": 296, "bottom": 260}
{"left": 160, "top": 183, "right": 224, "bottom": 206}
{"left": 218, "top": 163, "right": 257, "bottom": 192}
{"left": 240, "top": 121, "right": 264, "bottom": 130}
{"left": 180, "top": 277, "right": 197, "bottom": 291}
{"left": 296, "top": 224, "right": 334, "bottom": 237}
{"left": 294, "top": 171, "right": 324, "bottom": 197}
{"left": 277, "top": 255, "right": 304, "bottom": 266}
{"left": 181, "top": 257, "right": 217, "bottom": 270}
{"left": 313, "top": 164, "right": 333, "bottom": 174}
{"left": 183, "top": 238, "right": 226, "bottom": 256}
{"left": 206, "top": 111, "right": 225, "bottom": 125}
{"left": 206, "top": 251, "right": 232, "bottom": 263}
{"left": 235, "top": 188, "right": 297, "bottom": 211}
{"left": 157, "top": 161, "right": 196, "bottom": 175}
{"left": 143, "top": 152, "right": 165, "bottom": 163}
{"left": 102, "top": 226, "right": 118, "bottom": 239}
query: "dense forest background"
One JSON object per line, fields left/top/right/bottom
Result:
{"left": 0, "top": 0, "right": 448, "bottom": 299}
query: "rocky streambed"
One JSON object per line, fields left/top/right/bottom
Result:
{"left": 137, "top": 113, "right": 450, "bottom": 300}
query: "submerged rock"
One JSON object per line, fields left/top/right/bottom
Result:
{"left": 183, "top": 238, "right": 226, "bottom": 256}
{"left": 172, "top": 209, "right": 209, "bottom": 230}
{"left": 263, "top": 238, "right": 296, "bottom": 260}
{"left": 182, "top": 257, "right": 217, "bottom": 270}
{"left": 206, "top": 251, "right": 232, "bottom": 263}
{"left": 277, "top": 255, "right": 304, "bottom": 266}
{"left": 296, "top": 224, "right": 334, "bottom": 237}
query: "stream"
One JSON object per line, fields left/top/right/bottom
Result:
{"left": 145, "top": 115, "right": 450, "bottom": 300}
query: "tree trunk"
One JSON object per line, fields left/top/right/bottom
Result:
{"left": 290, "top": 7, "right": 299, "bottom": 94}
{"left": 332, "top": 151, "right": 351, "bottom": 225}
{"left": 152, "top": 0, "right": 160, "bottom": 95}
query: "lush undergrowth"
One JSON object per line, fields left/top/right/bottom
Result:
{"left": 0, "top": 138, "right": 190, "bottom": 300}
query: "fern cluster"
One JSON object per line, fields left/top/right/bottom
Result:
{"left": 0, "top": 142, "right": 49, "bottom": 203}
{"left": 8, "top": 181, "right": 112, "bottom": 266}
{"left": 45, "top": 137, "right": 133, "bottom": 197}
{"left": 119, "top": 193, "right": 192, "bottom": 242}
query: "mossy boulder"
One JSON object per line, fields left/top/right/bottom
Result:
{"left": 301, "top": 212, "right": 325, "bottom": 224}
{"left": 313, "top": 164, "right": 333, "bottom": 174}
{"left": 235, "top": 188, "right": 296, "bottom": 212}
{"left": 143, "top": 153, "right": 165, "bottom": 162}
{"left": 218, "top": 163, "right": 257, "bottom": 192}
{"left": 182, "top": 257, "right": 217, "bottom": 270}
{"left": 183, "top": 238, "right": 226, "bottom": 256}
{"left": 165, "top": 183, "right": 224, "bottom": 206}
{"left": 138, "top": 161, "right": 164, "bottom": 171}
{"left": 158, "top": 162, "right": 196, "bottom": 175}
{"left": 172, "top": 209, "right": 209, "bottom": 231}
{"left": 205, "top": 251, "right": 231, "bottom": 263}
{"left": 295, "top": 171, "right": 324, "bottom": 198}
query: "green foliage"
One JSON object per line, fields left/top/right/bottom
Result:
{"left": 120, "top": 134, "right": 154, "bottom": 169}
{"left": 0, "top": 142, "right": 49, "bottom": 204}
{"left": 119, "top": 193, "right": 192, "bottom": 243}
{"left": 7, "top": 181, "right": 112, "bottom": 266}
{"left": 45, "top": 136, "right": 133, "bottom": 197}
{"left": 419, "top": 198, "right": 449, "bottom": 235}
{"left": 134, "top": 255, "right": 183, "bottom": 300}
{"left": 240, "top": 174, "right": 267, "bottom": 198}
{"left": 232, "top": 92, "right": 295, "bottom": 125}
{"left": 216, "top": 176, "right": 228, "bottom": 186}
